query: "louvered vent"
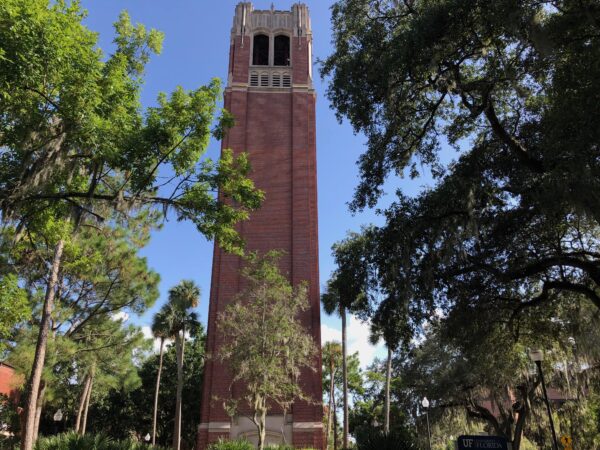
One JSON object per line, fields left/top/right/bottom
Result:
{"left": 272, "top": 73, "right": 282, "bottom": 87}
{"left": 260, "top": 73, "right": 269, "bottom": 87}
{"left": 250, "top": 72, "right": 259, "bottom": 86}
{"left": 282, "top": 74, "right": 291, "bottom": 87}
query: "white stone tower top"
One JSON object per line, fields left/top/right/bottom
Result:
{"left": 231, "top": 3, "right": 312, "bottom": 38}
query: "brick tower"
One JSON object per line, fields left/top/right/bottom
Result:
{"left": 197, "top": 3, "right": 322, "bottom": 449}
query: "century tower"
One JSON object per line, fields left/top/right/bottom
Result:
{"left": 197, "top": 3, "right": 322, "bottom": 449}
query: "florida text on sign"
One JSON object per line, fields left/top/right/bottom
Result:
{"left": 457, "top": 435, "right": 509, "bottom": 450}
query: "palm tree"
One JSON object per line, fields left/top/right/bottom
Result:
{"left": 369, "top": 297, "right": 405, "bottom": 434}
{"left": 150, "top": 308, "right": 172, "bottom": 446}
{"left": 322, "top": 276, "right": 350, "bottom": 449}
{"left": 168, "top": 280, "right": 201, "bottom": 450}
{"left": 322, "top": 231, "right": 373, "bottom": 448}
{"left": 323, "top": 341, "right": 342, "bottom": 449}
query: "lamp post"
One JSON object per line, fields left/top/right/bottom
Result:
{"left": 422, "top": 397, "right": 432, "bottom": 450}
{"left": 52, "top": 409, "right": 63, "bottom": 435}
{"left": 529, "top": 349, "right": 559, "bottom": 450}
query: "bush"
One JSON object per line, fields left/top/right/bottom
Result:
{"left": 354, "top": 429, "right": 417, "bottom": 450}
{"left": 206, "top": 440, "right": 317, "bottom": 450}
{"left": 265, "top": 446, "right": 317, "bottom": 450}
{"left": 34, "top": 432, "right": 168, "bottom": 450}
{"left": 207, "top": 439, "right": 254, "bottom": 450}
{"left": 266, "top": 447, "right": 293, "bottom": 450}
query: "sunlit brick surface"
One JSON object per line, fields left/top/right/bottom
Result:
{"left": 197, "top": 4, "right": 322, "bottom": 449}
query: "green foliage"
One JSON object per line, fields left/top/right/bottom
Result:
{"left": 321, "top": 0, "right": 600, "bottom": 337}
{"left": 0, "top": 0, "right": 262, "bottom": 254}
{"left": 0, "top": 273, "right": 29, "bottom": 353}
{"left": 354, "top": 429, "right": 417, "bottom": 450}
{"left": 322, "top": 231, "right": 375, "bottom": 319}
{"left": 322, "top": 344, "right": 363, "bottom": 400}
{"left": 206, "top": 439, "right": 254, "bottom": 450}
{"left": 84, "top": 324, "right": 205, "bottom": 449}
{"left": 265, "top": 446, "right": 317, "bottom": 450}
{"left": 217, "top": 252, "right": 317, "bottom": 449}
{"left": 206, "top": 442, "right": 317, "bottom": 450}
{"left": 34, "top": 432, "right": 168, "bottom": 450}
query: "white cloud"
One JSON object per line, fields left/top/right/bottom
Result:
{"left": 111, "top": 311, "right": 129, "bottom": 322}
{"left": 141, "top": 326, "right": 173, "bottom": 353}
{"left": 321, "top": 316, "right": 385, "bottom": 369}
{"left": 321, "top": 323, "right": 342, "bottom": 343}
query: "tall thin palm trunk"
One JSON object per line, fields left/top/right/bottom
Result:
{"left": 21, "top": 239, "right": 64, "bottom": 450}
{"left": 152, "top": 338, "right": 165, "bottom": 446}
{"left": 173, "top": 330, "right": 185, "bottom": 450}
{"left": 384, "top": 346, "right": 392, "bottom": 433}
{"left": 333, "top": 395, "right": 339, "bottom": 450}
{"left": 341, "top": 306, "right": 348, "bottom": 449}
{"left": 326, "top": 362, "right": 336, "bottom": 449}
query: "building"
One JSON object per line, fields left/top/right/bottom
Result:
{"left": 197, "top": 3, "right": 322, "bottom": 449}
{"left": 0, "top": 362, "right": 20, "bottom": 403}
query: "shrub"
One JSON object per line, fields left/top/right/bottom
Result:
{"left": 265, "top": 446, "right": 317, "bottom": 450}
{"left": 206, "top": 440, "right": 317, "bottom": 450}
{"left": 207, "top": 438, "right": 254, "bottom": 450}
{"left": 267, "top": 447, "right": 317, "bottom": 450}
{"left": 354, "top": 429, "right": 417, "bottom": 450}
{"left": 34, "top": 432, "right": 168, "bottom": 450}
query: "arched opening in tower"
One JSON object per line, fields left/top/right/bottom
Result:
{"left": 274, "top": 35, "right": 290, "bottom": 66}
{"left": 253, "top": 34, "right": 269, "bottom": 65}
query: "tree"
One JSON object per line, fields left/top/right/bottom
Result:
{"left": 322, "top": 343, "right": 363, "bottom": 450}
{"left": 5, "top": 209, "right": 161, "bottom": 442}
{"left": 85, "top": 323, "right": 206, "bottom": 449}
{"left": 71, "top": 319, "right": 148, "bottom": 436}
{"left": 322, "top": 231, "right": 374, "bottom": 449}
{"left": 0, "top": 1, "right": 262, "bottom": 448}
{"left": 0, "top": 274, "right": 29, "bottom": 355}
{"left": 321, "top": 0, "right": 600, "bottom": 336}
{"left": 150, "top": 309, "right": 171, "bottom": 446}
{"left": 323, "top": 341, "right": 342, "bottom": 448}
{"left": 321, "top": 277, "right": 350, "bottom": 449}
{"left": 347, "top": 358, "right": 416, "bottom": 449}
{"left": 165, "top": 280, "right": 201, "bottom": 450}
{"left": 369, "top": 298, "right": 408, "bottom": 434}
{"left": 217, "top": 252, "right": 317, "bottom": 450}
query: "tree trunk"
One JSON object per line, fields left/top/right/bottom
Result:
{"left": 32, "top": 381, "right": 46, "bottom": 443}
{"left": 341, "top": 306, "right": 348, "bottom": 449}
{"left": 333, "top": 395, "right": 339, "bottom": 450}
{"left": 257, "top": 407, "right": 267, "bottom": 450}
{"left": 326, "top": 362, "right": 336, "bottom": 449}
{"left": 21, "top": 239, "right": 64, "bottom": 450}
{"left": 173, "top": 330, "right": 184, "bottom": 450}
{"left": 384, "top": 345, "right": 392, "bottom": 434}
{"left": 512, "top": 385, "right": 532, "bottom": 450}
{"left": 81, "top": 371, "right": 94, "bottom": 436}
{"left": 152, "top": 338, "right": 165, "bottom": 446}
{"left": 75, "top": 374, "right": 92, "bottom": 433}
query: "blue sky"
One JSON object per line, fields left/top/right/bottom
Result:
{"left": 81, "top": 0, "right": 435, "bottom": 368}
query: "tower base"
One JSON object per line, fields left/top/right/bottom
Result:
{"left": 196, "top": 415, "right": 323, "bottom": 449}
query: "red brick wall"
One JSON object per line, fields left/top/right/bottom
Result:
{"left": 0, "top": 363, "right": 21, "bottom": 404}
{"left": 198, "top": 19, "right": 322, "bottom": 450}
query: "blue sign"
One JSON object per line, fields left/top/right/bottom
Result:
{"left": 457, "top": 435, "right": 509, "bottom": 450}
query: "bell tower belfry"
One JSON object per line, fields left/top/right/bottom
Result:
{"left": 197, "top": 3, "right": 322, "bottom": 449}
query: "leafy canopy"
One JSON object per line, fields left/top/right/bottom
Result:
{"left": 217, "top": 252, "right": 318, "bottom": 419}
{"left": 0, "top": 0, "right": 263, "bottom": 253}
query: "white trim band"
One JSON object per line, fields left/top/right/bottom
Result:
{"left": 292, "top": 422, "right": 323, "bottom": 429}
{"left": 199, "top": 422, "right": 231, "bottom": 431}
